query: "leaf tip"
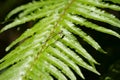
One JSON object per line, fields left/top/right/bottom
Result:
{"left": 0, "top": 28, "right": 6, "bottom": 34}
{"left": 98, "top": 48, "right": 107, "bottom": 54}
{"left": 5, "top": 47, "right": 10, "bottom": 52}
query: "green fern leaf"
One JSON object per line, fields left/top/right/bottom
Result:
{"left": 0, "top": 0, "right": 120, "bottom": 80}
{"left": 104, "top": 0, "right": 120, "bottom": 4}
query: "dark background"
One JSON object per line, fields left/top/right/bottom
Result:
{"left": 0, "top": 0, "right": 120, "bottom": 80}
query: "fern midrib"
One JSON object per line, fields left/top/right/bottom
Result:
{"left": 22, "top": 0, "right": 76, "bottom": 79}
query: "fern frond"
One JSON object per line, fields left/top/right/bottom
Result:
{"left": 64, "top": 14, "right": 120, "bottom": 38}
{"left": 0, "top": 0, "right": 120, "bottom": 80}
{"left": 104, "top": 0, "right": 120, "bottom": 4}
